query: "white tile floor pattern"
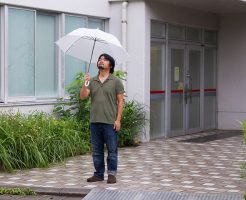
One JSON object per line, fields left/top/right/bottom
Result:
{"left": 0, "top": 130, "right": 245, "bottom": 194}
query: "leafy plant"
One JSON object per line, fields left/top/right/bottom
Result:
{"left": 242, "top": 121, "right": 246, "bottom": 144}
{"left": 0, "top": 111, "right": 90, "bottom": 171}
{"left": 242, "top": 121, "right": 246, "bottom": 199}
{"left": 241, "top": 163, "right": 246, "bottom": 179}
{"left": 0, "top": 187, "right": 36, "bottom": 195}
{"left": 53, "top": 71, "right": 147, "bottom": 147}
{"left": 118, "top": 100, "right": 147, "bottom": 147}
{"left": 53, "top": 72, "right": 90, "bottom": 122}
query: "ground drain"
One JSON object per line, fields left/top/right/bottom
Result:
{"left": 83, "top": 188, "right": 243, "bottom": 200}
{"left": 179, "top": 131, "right": 242, "bottom": 143}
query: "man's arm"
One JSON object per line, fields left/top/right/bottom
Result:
{"left": 114, "top": 93, "right": 124, "bottom": 132}
{"left": 80, "top": 85, "right": 90, "bottom": 100}
{"left": 80, "top": 73, "right": 90, "bottom": 100}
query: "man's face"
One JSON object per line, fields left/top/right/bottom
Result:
{"left": 98, "top": 56, "right": 111, "bottom": 70}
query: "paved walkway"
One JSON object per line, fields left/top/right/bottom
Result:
{"left": 0, "top": 130, "right": 245, "bottom": 196}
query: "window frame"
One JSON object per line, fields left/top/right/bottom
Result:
{"left": 0, "top": 5, "right": 105, "bottom": 104}
{"left": 63, "top": 14, "right": 105, "bottom": 100}
{"left": 63, "top": 14, "right": 87, "bottom": 99}
{"left": 35, "top": 11, "right": 59, "bottom": 100}
{"left": 7, "top": 6, "right": 36, "bottom": 102}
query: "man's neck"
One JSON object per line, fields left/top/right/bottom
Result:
{"left": 99, "top": 69, "right": 110, "bottom": 78}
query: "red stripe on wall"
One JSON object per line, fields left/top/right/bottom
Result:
{"left": 204, "top": 88, "right": 216, "bottom": 92}
{"left": 171, "top": 90, "right": 183, "bottom": 93}
{"left": 150, "top": 90, "right": 165, "bottom": 94}
{"left": 191, "top": 89, "right": 200, "bottom": 93}
{"left": 150, "top": 89, "right": 216, "bottom": 94}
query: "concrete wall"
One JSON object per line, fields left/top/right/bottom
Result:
{"left": 146, "top": 1, "right": 219, "bottom": 29}
{"left": 108, "top": 0, "right": 150, "bottom": 141}
{"left": 217, "top": 13, "right": 246, "bottom": 130}
{"left": 0, "top": 103, "right": 55, "bottom": 114}
{"left": 109, "top": 1, "right": 220, "bottom": 140}
{"left": 0, "top": 0, "right": 110, "bottom": 18}
{"left": 127, "top": 1, "right": 149, "bottom": 104}
{"left": 108, "top": 1, "right": 122, "bottom": 67}
{"left": 109, "top": 1, "right": 149, "bottom": 104}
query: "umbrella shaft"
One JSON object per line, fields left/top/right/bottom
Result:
{"left": 87, "top": 39, "right": 96, "bottom": 73}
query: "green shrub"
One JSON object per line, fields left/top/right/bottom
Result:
{"left": 241, "top": 163, "right": 246, "bottom": 179}
{"left": 242, "top": 121, "right": 246, "bottom": 144}
{"left": 53, "top": 72, "right": 90, "bottom": 122}
{"left": 242, "top": 122, "right": 246, "bottom": 197}
{"left": 118, "top": 100, "right": 147, "bottom": 147}
{"left": 0, "top": 111, "right": 90, "bottom": 171}
{"left": 53, "top": 71, "right": 147, "bottom": 147}
{"left": 0, "top": 187, "right": 36, "bottom": 195}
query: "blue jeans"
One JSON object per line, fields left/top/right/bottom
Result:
{"left": 90, "top": 123, "right": 118, "bottom": 179}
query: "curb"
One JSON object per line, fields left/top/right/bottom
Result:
{"left": 0, "top": 185, "right": 91, "bottom": 198}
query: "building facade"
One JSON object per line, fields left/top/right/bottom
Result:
{"left": 0, "top": 0, "right": 246, "bottom": 141}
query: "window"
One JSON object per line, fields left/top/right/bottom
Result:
{"left": 8, "top": 8, "right": 57, "bottom": 99}
{"left": 4, "top": 7, "right": 105, "bottom": 102}
{"left": 88, "top": 18, "right": 105, "bottom": 77}
{"left": 65, "top": 15, "right": 86, "bottom": 89}
{"left": 168, "top": 24, "right": 185, "bottom": 40}
{"left": 8, "top": 8, "right": 35, "bottom": 97}
{"left": 36, "top": 13, "right": 57, "bottom": 97}
{"left": 186, "top": 27, "right": 202, "bottom": 42}
{"left": 0, "top": 12, "right": 1, "bottom": 101}
{"left": 204, "top": 30, "right": 217, "bottom": 45}
{"left": 151, "top": 21, "right": 166, "bottom": 39}
{"left": 88, "top": 18, "right": 104, "bottom": 30}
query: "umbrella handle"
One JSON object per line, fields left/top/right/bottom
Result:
{"left": 85, "top": 80, "right": 90, "bottom": 87}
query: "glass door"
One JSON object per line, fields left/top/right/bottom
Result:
{"left": 169, "top": 44, "right": 185, "bottom": 136}
{"left": 169, "top": 44, "right": 202, "bottom": 136}
{"left": 204, "top": 47, "right": 217, "bottom": 129}
{"left": 186, "top": 46, "right": 202, "bottom": 134}
{"left": 150, "top": 41, "right": 165, "bottom": 139}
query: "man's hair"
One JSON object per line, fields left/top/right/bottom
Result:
{"left": 98, "top": 53, "right": 115, "bottom": 74}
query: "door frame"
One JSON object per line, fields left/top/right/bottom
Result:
{"left": 150, "top": 39, "right": 166, "bottom": 139}
{"left": 167, "top": 42, "right": 204, "bottom": 137}
{"left": 185, "top": 45, "right": 203, "bottom": 134}
{"left": 167, "top": 43, "right": 186, "bottom": 137}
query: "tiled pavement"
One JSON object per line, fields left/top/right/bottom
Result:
{"left": 0, "top": 130, "right": 245, "bottom": 196}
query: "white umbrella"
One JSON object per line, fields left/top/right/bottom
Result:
{"left": 55, "top": 28, "right": 129, "bottom": 86}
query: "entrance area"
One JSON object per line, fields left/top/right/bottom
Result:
{"left": 150, "top": 23, "right": 217, "bottom": 139}
{"left": 170, "top": 44, "right": 202, "bottom": 136}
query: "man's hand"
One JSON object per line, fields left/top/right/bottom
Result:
{"left": 84, "top": 73, "right": 90, "bottom": 85}
{"left": 80, "top": 73, "right": 90, "bottom": 100}
{"left": 114, "top": 120, "right": 121, "bottom": 132}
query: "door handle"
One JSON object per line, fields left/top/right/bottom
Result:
{"left": 186, "top": 73, "right": 192, "bottom": 104}
{"left": 177, "top": 82, "right": 184, "bottom": 104}
{"left": 184, "top": 84, "right": 188, "bottom": 104}
{"left": 189, "top": 77, "right": 192, "bottom": 104}
{"left": 179, "top": 91, "right": 182, "bottom": 104}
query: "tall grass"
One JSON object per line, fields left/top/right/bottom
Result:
{"left": 242, "top": 121, "right": 246, "bottom": 144}
{"left": 242, "top": 122, "right": 246, "bottom": 198}
{"left": 0, "top": 111, "right": 90, "bottom": 172}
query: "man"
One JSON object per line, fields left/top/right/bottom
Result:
{"left": 80, "top": 53, "right": 124, "bottom": 184}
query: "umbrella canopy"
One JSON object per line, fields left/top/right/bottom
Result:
{"left": 55, "top": 28, "right": 129, "bottom": 71}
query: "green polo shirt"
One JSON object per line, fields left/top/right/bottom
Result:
{"left": 87, "top": 74, "right": 124, "bottom": 125}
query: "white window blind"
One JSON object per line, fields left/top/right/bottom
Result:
{"left": 8, "top": 8, "right": 35, "bottom": 97}
{"left": 36, "top": 13, "right": 57, "bottom": 97}
{"left": 65, "top": 15, "right": 86, "bottom": 89}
